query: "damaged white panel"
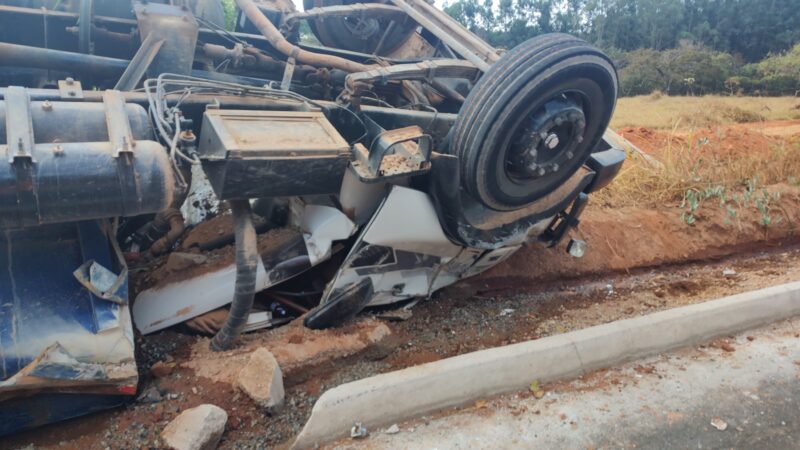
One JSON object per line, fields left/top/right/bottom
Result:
{"left": 363, "top": 187, "right": 462, "bottom": 258}
{"left": 133, "top": 206, "right": 355, "bottom": 334}
{"left": 134, "top": 259, "right": 272, "bottom": 334}
{"left": 302, "top": 205, "right": 357, "bottom": 266}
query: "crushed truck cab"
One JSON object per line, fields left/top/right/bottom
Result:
{"left": 0, "top": 0, "right": 625, "bottom": 435}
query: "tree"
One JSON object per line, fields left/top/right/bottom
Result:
{"left": 443, "top": 0, "right": 800, "bottom": 62}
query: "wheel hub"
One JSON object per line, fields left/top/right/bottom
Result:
{"left": 508, "top": 98, "right": 587, "bottom": 180}
{"left": 343, "top": 16, "right": 381, "bottom": 40}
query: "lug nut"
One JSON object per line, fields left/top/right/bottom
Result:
{"left": 544, "top": 133, "right": 560, "bottom": 149}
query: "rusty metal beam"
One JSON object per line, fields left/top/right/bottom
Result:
{"left": 388, "top": 0, "right": 500, "bottom": 71}
{"left": 235, "top": 0, "right": 377, "bottom": 73}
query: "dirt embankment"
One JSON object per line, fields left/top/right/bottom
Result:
{"left": 619, "top": 120, "right": 800, "bottom": 160}
{"left": 477, "top": 184, "right": 800, "bottom": 290}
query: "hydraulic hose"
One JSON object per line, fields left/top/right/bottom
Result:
{"left": 211, "top": 200, "right": 259, "bottom": 351}
{"left": 149, "top": 209, "right": 186, "bottom": 256}
{"left": 234, "top": 0, "right": 375, "bottom": 73}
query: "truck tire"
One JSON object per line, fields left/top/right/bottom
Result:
{"left": 451, "top": 34, "right": 618, "bottom": 211}
{"left": 303, "top": 0, "right": 417, "bottom": 55}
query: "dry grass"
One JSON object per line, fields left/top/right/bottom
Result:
{"left": 598, "top": 96, "right": 800, "bottom": 209}
{"left": 611, "top": 95, "right": 800, "bottom": 130}
{"left": 595, "top": 136, "right": 800, "bottom": 209}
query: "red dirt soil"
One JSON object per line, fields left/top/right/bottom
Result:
{"left": 476, "top": 184, "right": 800, "bottom": 290}
{"left": 618, "top": 120, "right": 800, "bottom": 160}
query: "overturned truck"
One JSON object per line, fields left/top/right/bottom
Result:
{"left": 0, "top": 0, "right": 625, "bottom": 434}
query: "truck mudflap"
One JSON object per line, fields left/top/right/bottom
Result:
{"left": 0, "top": 220, "right": 137, "bottom": 436}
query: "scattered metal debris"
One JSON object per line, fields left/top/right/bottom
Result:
{"left": 350, "top": 422, "right": 369, "bottom": 439}
{"left": 723, "top": 268, "right": 739, "bottom": 279}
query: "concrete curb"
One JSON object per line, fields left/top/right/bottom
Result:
{"left": 292, "top": 281, "right": 800, "bottom": 449}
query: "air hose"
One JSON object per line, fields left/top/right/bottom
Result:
{"left": 210, "top": 200, "right": 259, "bottom": 352}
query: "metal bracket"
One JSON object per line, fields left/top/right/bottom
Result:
{"left": 5, "top": 86, "right": 39, "bottom": 226}
{"left": 114, "top": 33, "right": 165, "bottom": 91}
{"left": 539, "top": 192, "right": 589, "bottom": 248}
{"left": 103, "top": 90, "right": 142, "bottom": 215}
{"left": 133, "top": 1, "right": 199, "bottom": 77}
{"left": 281, "top": 54, "right": 297, "bottom": 91}
{"left": 58, "top": 78, "right": 84, "bottom": 100}
{"left": 103, "top": 90, "right": 135, "bottom": 156}
{"left": 5, "top": 87, "right": 36, "bottom": 164}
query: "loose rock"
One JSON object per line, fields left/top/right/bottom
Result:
{"left": 150, "top": 361, "right": 174, "bottom": 378}
{"left": 385, "top": 424, "right": 401, "bottom": 435}
{"left": 236, "top": 348, "right": 285, "bottom": 412}
{"left": 166, "top": 252, "right": 208, "bottom": 272}
{"left": 137, "top": 385, "right": 163, "bottom": 404}
{"left": 711, "top": 417, "right": 728, "bottom": 431}
{"left": 161, "top": 404, "right": 228, "bottom": 450}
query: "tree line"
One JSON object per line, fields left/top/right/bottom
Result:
{"left": 443, "top": 0, "right": 800, "bottom": 96}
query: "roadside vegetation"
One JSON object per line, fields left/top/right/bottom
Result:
{"left": 611, "top": 96, "right": 800, "bottom": 130}
{"left": 598, "top": 97, "right": 800, "bottom": 230}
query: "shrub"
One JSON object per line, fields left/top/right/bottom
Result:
{"left": 617, "top": 43, "right": 800, "bottom": 97}
{"left": 618, "top": 44, "right": 737, "bottom": 96}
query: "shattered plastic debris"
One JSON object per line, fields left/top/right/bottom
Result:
{"left": 711, "top": 417, "right": 728, "bottom": 431}
{"left": 500, "top": 308, "right": 516, "bottom": 317}
{"left": 350, "top": 422, "right": 369, "bottom": 439}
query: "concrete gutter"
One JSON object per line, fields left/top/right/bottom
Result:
{"left": 293, "top": 281, "right": 800, "bottom": 449}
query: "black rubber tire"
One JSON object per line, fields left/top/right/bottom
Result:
{"left": 451, "top": 34, "right": 618, "bottom": 211}
{"left": 303, "top": 0, "right": 417, "bottom": 55}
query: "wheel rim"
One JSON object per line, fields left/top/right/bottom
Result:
{"left": 506, "top": 95, "right": 587, "bottom": 181}
{"left": 484, "top": 74, "right": 611, "bottom": 208}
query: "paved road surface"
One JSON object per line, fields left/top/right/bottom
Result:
{"left": 335, "top": 318, "right": 800, "bottom": 450}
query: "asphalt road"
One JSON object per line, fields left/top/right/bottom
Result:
{"left": 335, "top": 317, "right": 800, "bottom": 450}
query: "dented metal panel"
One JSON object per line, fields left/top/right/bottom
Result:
{"left": 0, "top": 220, "right": 136, "bottom": 436}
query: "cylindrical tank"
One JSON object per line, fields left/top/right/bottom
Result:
{"left": 0, "top": 98, "right": 174, "bottom": 229}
